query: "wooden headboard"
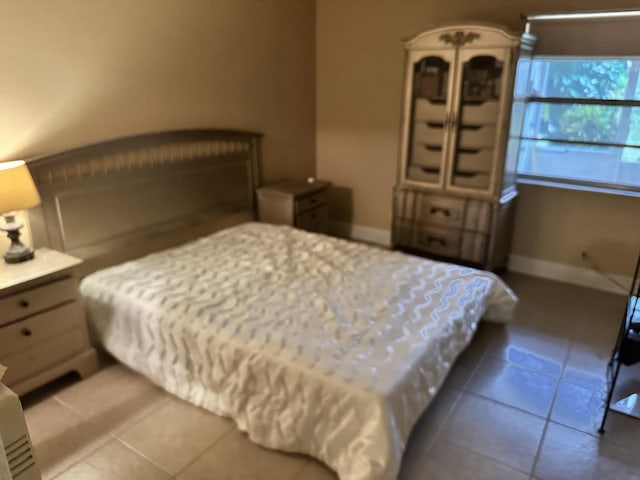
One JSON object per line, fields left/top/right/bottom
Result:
{"left": 26, "top": 129, "right": 262, "bottom": 275}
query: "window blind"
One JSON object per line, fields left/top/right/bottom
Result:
{"left": 526, "top": 10, "right": 640, "bottom": 56}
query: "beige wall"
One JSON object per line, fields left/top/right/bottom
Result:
{"left": 514, "top": 184, "right": 640, "bottom": 275}
{"left": 316, "top": 0, "right": 640, "bottom": 276}
{"left": 0, "top": 0, "right": 315, "bottom": 182}
{"left": 0, "top": 0, "right": 315, "bottom": 253}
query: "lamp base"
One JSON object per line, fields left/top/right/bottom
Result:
{"left": 1, "top": 214, "right": 35, "bottom": 264}
{"left": 3, "top": 242, "right": 35, "bottom": 263}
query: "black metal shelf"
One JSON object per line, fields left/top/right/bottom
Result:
{"left": 599, "top": 253, "right": 640, "bottom": 433}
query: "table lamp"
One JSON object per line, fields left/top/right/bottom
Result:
{"left": 0, "top": 160, "right": 41, "bottom": 263}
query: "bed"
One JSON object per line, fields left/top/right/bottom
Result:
{"left": 27, "top": 130, "right": 517, "bottom": 480}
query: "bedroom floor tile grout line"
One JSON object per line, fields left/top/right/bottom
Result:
{"left": 481, "top": 347, "right": 567, "bottom": 381}
{"left": 462, "top": 344, "right": 562, "bottom": 420}
{"left": 171, "top": 426, "right": 237, "bottom": 479}
{"left": 527, "top": 341, "right": 573, "bottom": 479}
{"left": 46, "top": 396, "right": 120, "bottom": 479}
{"left": 46, "top": 390, "right": 174, "bottom": 480}
{"left": 475, "top": 328, "right": 572, "bottom": 419}
{"left": 424, "top": 386, "right": 463, "bottom": 453}
{"left": 112, "top": 436, "right": 175, "bottom": 477}
{"left": 460, "top": 390, "right": 551, "bottom": 422}
{"left": 437, "top": 390, "right": 544, "bottom": 475}
{"left": 441, "top": 436, "right": 533, "bottom": 478}
{"left": 528, "top": 414, "right": 553, "bottom": 479}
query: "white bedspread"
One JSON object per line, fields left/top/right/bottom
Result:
{"left": 80, "top": 222, "right": 517, "bottom": 480}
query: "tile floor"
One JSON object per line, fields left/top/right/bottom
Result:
{"left": 20, "top": 272, "right": 640, "bottom": 480}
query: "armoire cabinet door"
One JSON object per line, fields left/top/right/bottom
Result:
{"left": 447, "top": 48, "right": 510, "bottom": 194}
{"left": 405, "top": 50, "right": 456, "bottom": 188}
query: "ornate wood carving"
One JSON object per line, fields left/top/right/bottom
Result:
{"left": 29, "top": 130, "right": 261, "bottom": 186}
{"left": 439, "top": 31, "right": 480, "bottom": 47}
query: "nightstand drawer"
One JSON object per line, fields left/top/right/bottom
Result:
{"left": 1, "top": 328, "right": 87, "bottom": 386}
{"left": 296, "top": 191, "right": 328, "bottom": 214}
{"left": 0, "top": 301, "right": 86, "bottom": 358}
{"left": 257, "top": 180, "right": 331, "bottom": 234}
{"left": 0, "top": 276, "right": 78, "bottom": 327}
{"left": 296, "top": 205, "right": 329, "bottom": 233}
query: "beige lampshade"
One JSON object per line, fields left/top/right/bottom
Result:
{"left": 0, "top": 160, "right": 41, "bottom": 214}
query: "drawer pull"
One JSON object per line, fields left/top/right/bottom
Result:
{"left": 430, "top": 206, "right": 451, "bottom": 217}
{"left": 21, "top": 327, "right": 32, "bottom": 337}
{"left": 19, "top": 300, "right": 30, "bottom": 308}
{"left": 310, "top": 198, "right": 317, "bottom": 204}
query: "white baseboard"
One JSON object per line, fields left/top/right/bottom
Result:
{"left": 508, "top": 254, "right": 631, "bottom": 295}
{"left": 330, "top": 221, "right": 391, "bottom": 247}
{"left": 330, "top": 221, "right": 630, "bottom": 295}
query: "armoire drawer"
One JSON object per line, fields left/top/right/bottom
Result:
{"left": 451, "top": 172, "right": 491, "bottom": 190}
{"left": 413, "top": 121, "right": 445, "bottom": 144}
{"left": 412, "top": 227, "right": 488, "bottom": 264}
{"left": 413, "top": 226, "right": 460, "bottom": 258}
{"left": 458, "top": 125, "right": 497, "bottom": 149}
{"left": 0, "top": 276, "right": 78, "bottom": 327}
{"left": 460, "top": 100, "right": 499, "bottom": 124}
{"left": 407, "top": 166, "right": 440, "bottom": 184}
{"left": 413, "top": 98, "right": 447, "bottom": 122}
{"left": 416, "top": 195, "right": 466, "bottom": 229}
{"left": 411, "top": 143, "right": 442, "bottom": 169}
{"left": 455, "top": 149, "right": 492, "bottom": 173}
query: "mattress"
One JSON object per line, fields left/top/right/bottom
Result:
{"left": 80, "top": 222, "right": 517, "bottom": 480}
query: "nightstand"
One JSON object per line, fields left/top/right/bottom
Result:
{"left": 257, "top": 179, "right": 330, "bottom": 234}
{"left": 0, "top": 249, "right": 98, "bottom": 395}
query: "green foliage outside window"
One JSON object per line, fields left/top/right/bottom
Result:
{"left": 557, "top": 104, "right": 619, "bottom": 143}
{"left": 547, "top": 60, "right": 628, "bottom": 99}
{"left": 537, "top": 60, "right": 640, "bottom": 155}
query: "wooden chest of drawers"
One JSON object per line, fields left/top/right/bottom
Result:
{"left": 0, "top": 249, "right": 98, "bottom": 395}
{"left": 392, "top": 186, "right": 515, "bottom": 268}
{"left": 256, "top": 180, "right": 330, "bottom": 234}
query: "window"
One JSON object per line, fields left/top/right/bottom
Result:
{"left": 515, "top": 11, "right": 640, "bottom": 195}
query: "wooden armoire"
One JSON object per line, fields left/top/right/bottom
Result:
{"left": 392, "top": 23, "right": 535, "bottom": 270}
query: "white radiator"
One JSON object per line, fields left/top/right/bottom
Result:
{"left": 0, "top": 383, "right": 40, "bottom": 480}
